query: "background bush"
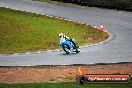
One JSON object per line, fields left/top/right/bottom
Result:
{"left": 53, "top": 0, "right": 132, "bottom": 11}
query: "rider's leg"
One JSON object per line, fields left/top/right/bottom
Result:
{"left": 70, "top": 39, "right": 77, "bottom": 48}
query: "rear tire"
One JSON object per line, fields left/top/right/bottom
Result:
{"left": 76, "top": 46, "right": 80, "bottom": 53}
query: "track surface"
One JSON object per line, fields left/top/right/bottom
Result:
{"left": 0, "top": 0, "right": 132, "bottom": 66}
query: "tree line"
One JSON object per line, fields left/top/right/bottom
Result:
{"left": 52, "top": 0, "right": 132, "bottom": 11}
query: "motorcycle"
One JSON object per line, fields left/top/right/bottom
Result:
{"left": 60, "top": 37, "right": 80, "bottom": 54}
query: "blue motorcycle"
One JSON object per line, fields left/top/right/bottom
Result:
{"left": 60, "top": 37, "right": 80, "bottom": 54}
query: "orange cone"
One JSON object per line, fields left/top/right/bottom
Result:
{"left": 99, "top": 23, "right": 104, "bottom": 32}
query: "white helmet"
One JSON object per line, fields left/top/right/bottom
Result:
{"left": 59, "top": 33, "right": 63, "bottom": 37}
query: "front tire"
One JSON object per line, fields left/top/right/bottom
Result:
{"left": 63, "top": 45, "right": 70, "bottom": 54}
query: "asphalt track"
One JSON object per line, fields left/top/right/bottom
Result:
{"left": 0, "top": 0, "right": 132, "bottom": 66}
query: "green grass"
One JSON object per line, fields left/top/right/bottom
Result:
{"left": 0, "top": 82, "right": 131, "bottom": 88}
{"left": 0, "top": 7, "right": 108, "bottom": 54}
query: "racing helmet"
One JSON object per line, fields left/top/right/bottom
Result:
{"left": 59, "top": 33, "right": 63, "bottom": 37}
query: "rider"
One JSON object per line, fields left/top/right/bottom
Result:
{"left": 59, "top": 33, "right": 77, "bottom": 48}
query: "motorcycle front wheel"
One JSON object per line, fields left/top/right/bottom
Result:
{"left": 63, "top": 45, "right": 70, "bottom": 54}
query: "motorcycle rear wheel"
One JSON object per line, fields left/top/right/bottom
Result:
{"left": 76, "top": 46, "right": 80, "bottom": 53}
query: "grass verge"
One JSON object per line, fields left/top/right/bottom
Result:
{"left": 0, "top": 7, "right": 108, "bottom": 54}
{"left": 0, "top": 82, "right": 131, "bottom": 88}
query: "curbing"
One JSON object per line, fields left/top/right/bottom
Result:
{"left": 0, "top": 6, "right": 115, "bottom": 56}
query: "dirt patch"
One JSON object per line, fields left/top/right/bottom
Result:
{"left": 0, "top": 63, "right": 132, "bottom": 83}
